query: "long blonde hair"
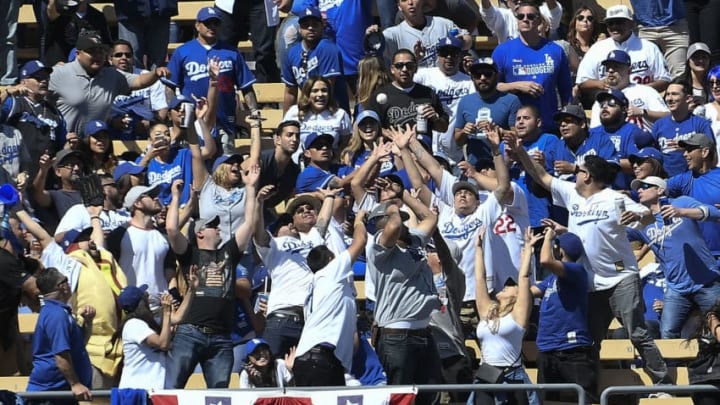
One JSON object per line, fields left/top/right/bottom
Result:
{"left": 297, "top": 76, "right": 338, "bottom": 121}
{"left": 356, "top": 56, "right": 391, "bottom": 108}
{"left": 345, "top": 115, "right": 380, "bottom": 165}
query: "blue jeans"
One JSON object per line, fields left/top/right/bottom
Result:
{"left": 376, "top": 0, "right": 398, "bottom": 29}
{"left": 261, "top": 314, "right": 303, "bottom": 357}
{"left": 661, "top": 280, "right": 720, "bottom": 338}
{"left": 167, "top": 324, "right": 234, "bottom": 388}
{"left": 376, "top": 329, "right": 442, "bottom": 405}
{"left": 468, "top": 366, "right": 539, "bottom": 405}
{"left": 588, "top": 273, "right": 669, "bottom": 384}
{"left": 0, "top": 0, "right": 20, "bottom": 85}
{"left": 117, "top": 16, "right": 171, "bottom": 70}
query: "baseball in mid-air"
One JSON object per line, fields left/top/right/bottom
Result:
{"left": 376, "top": 93, "right": 388, "bottom": 104}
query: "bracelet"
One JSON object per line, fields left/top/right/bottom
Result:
{"left": 90, "top": 216, "right": 101, "bottom": 221}
{"left": 324, "top": 195, "right": 334, "bottom": 199}
{"left": 492, "top": 150, "right": 502, "bottom": 157}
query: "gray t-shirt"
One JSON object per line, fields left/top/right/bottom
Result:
{"left": 198, "top": 178, "right": 247, "bottom": 245}
{"left": 49, "top": 60, "right": 134, "bottom": 134}
{"left": 366, "top": 228, "right": 440, "bottom": 327}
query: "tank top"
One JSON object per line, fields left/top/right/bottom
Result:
{"left": 475, "top": 312, "right": 525, "bottom": 367}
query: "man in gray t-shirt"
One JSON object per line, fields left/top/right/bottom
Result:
{"left": 365, "top": 192, "right": 441, "bottom": 405}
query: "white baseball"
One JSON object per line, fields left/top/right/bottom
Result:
{"left": 376, "top": 93, "right": 388, "bottom": 105}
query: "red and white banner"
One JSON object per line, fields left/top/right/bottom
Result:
{"left": 151, "top": 386, "right": 417, "bottom": 405}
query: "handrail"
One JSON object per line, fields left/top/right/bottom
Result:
{"left": 600, "top": 384, "right": 720, "bottom": 405}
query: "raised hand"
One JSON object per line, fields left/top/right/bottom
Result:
{"left": 457, "top": 161, "right": 477, "bottom": 179}
{"left": 195, "top": 97, "right": 209, "bottom": 121}
{"left": 208, "top": 56, "right": 220, "bottom": 80}
{"left": 241, "top": 164, "right": 261, "bottom": 188}
{"left": 317, "top": 186, "right": 342, "bottom": 199}
{"left": 388, "top": 123, "right": 416, "bottom": 150}
{"left": 171, "top": 179, "right": 184, "bottom": 200}
{"left": 257, "top": 185, "right": 276, "bottom": 202}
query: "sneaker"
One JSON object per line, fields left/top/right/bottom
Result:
{"left": 648, "top": 392, "right": 673, "bottom": 399}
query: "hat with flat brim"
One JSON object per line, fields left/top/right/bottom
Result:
{"left": 286, "top": 195, "right": 322, "bottom": 216}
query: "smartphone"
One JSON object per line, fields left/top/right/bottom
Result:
{"left": 168, "top": 287, "right": 183, "bottom": 303}
{"left": 531, "top": 226, "right": 545, "bottom": 237}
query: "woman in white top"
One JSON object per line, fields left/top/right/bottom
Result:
{"left": 117, "top": 274, "right": 196, "bottom": 390}
{"left": 472, "top": 227, "right": 541, "bottom": 405}
{"left": 701, "top": 65, "right": 720, "bottom": 164}
{"left": 239, "top": 338, "right": 295, "bottom": 388}
{"left": 283, "top": 76, "right": 352, "bottom": 162}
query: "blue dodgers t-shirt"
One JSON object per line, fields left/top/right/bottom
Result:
{"left": 536, "top": 262, "right": 592, "bottom": 352}
{"left": 627, "top": 196, "right": 720, "bottom": 294}
{"left": 28, "top": 299, "right": 93, "bottom": 391}
{"left": 492, "top": 37, "right": 573, "bottom": 132}
{"left": 506, "top": 133, "right": 560, "bottom": 226}
{"left": 666, "top": 168, "right": 720, "bottom": 258}
{"left": 296, "top": 164, "right": 341, "bottom": 193}
{"left": 454, "top": 91, "right": 521, "bottom": 163}
{"left": 651, "top": 115, "right": 714, "bottom": 177}
{"left": 554, "top": 130, "right": 619, "bottom": 171}
{"left": 167, "top": 39, "right": 256, "bottom": 135}
{"left": 281, "top": 39, "right": 349, "bottom": 112}
{"left": 589, "top": 123, "right": 640, "bottom": 189}
{"left": 139, "top": 147, "right": 193, "bottom": 206}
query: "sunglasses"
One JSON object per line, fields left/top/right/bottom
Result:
{"left": 709, "top": 80, "right": 720, "bottom": 88}
{"left": 57, "top": 278, "right": 69, "bottom": 287}
{"left": 112, "top": 52, "right": 133, "bottom": 58}
{"left": 472, "top": 69, "right": 495, "bottom": 78}
{"left": 438, "top": 48, "right": 460, "bottom": 58}
{"left": 294, "top": 206, "right": 316, "bottom": 214}
{"left": 574, "top": 165, "right": 588, "bottom": 175}
{"left": 600, "top": 99, "right": 622, "bottom": 108}
{"left": 515, "top": 13, "right": 539, "bottom": 21}
{"left": 393, "top": 62, "right": 417, "bottom": 70}
{"left": 637, "top": 183, "right": 659, "bottom": 190}
{"left": 575, "top": 14, "right": 594, "bottom": 23}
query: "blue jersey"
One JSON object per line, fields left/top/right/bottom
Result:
{"left": 296, "top": 164, "right": 341, "bottom": 193}
{"left": 536, "top": 262, "right": 592, "bottom": 352}
{"left": 454, "top": 91, "right": 521, "bottom": 163}
{"left": 506, "top": 133, "right": 560, "bottom": 226}
{"left": 651, "top": 114, "right": 713, "bottom": 177}
{"left": 555, "top": 131, "right": 619, "bottom": 170}
{"left": 630, "top": 0, "right": 686, "bottom": 27}
{"left": 626, "top": 196, "right": 720, "bottom": 295}
{"left": 492, "top": 37, "right": 573, "bottom": 132}
{"left": 167, "top": 39, "right": 256, "bottom": 135}
{"left": 281, "top": 39, "right": 349, "bottom": 112}
{"left": 139, "top": 147, "right": 193, "bottom": 206}
{"left": 324, "top": 0, "right": 373, "bottom": 76}
{"left": 589, "top": 123, "right": 640, "bottom": 189}
{"left": 666, "top": 168, "right": 720, "bottom": 258}
{"left": 27, "top": 299, "right": 92, "bottom": 391}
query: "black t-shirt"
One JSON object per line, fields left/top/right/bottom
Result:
{"left": 367, "top": 82, "right": 448, "bottom": 132}
{"left": 259, "top": 149, "right": 300, "bottom": 209}
{"left": 177, "top": 236, "right": 243, "bottom": 332}
{"left": 0, "top": 249, "right": 33, "bottom": 349}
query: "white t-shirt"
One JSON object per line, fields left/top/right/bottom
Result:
{"left": 296, "top": 251, "right": 356, "bottom": 371}
{"left": 414, "top": 68, "right": 474, "bottom": 164}
{"left": 117, "top": 226, "right": 170, "bottom": 310}
{"left": 238, "top": 359, "right": 293, "bottom": 388}
{"left": 255, "top": 232, "right": 315, "bottom": 315}
{"left": 576, "top": 34, "right": 671, "bottom": 87}
{"left": 283, "top": 106, "right": 352, "bottom": 162}
{"left": 119, "top": 318, "right": 167, "bottom": 390}
{"left": 434, "top": 171, "right": 529, "bottom": 300}
{"left": 589, "top": 83, "right": 668, "bottom": 132}
{"left": 479, "top": 2, "right": 562, "bottom": 44}
{"left": 550, "top": 178, "right": 647, "bottom": 291}
{"left": 41, "top": 241, "right": 82, "bottom": 292}
{"left": 55, "top": 204, "right": 130, "bottom": 235}
{"left": 701, "top": 102, "right": 720, "bottom": 165}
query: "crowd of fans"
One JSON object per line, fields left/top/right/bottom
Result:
{"left": 3, "top": 0, "right": 720, "bottom": 404}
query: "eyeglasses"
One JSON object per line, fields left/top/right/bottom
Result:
{"left": 557, "top": 116, "right": 580, "bottom": 126}
{"left": 57, "top": 278, "right": 69, "bottom": 287}
{"left": 605, "top": 19, "right": 626, "bottom": 27}
{"left": 294, "top": 206, "right": 316, "bottom": 215}
{"left": 112, "top": 52, "right": 133, "bottom": 58}
{"left": 438, "top": 48, "right": 460, "bottom": 58}
{"left": 515, "top": 13, "right": 539, "bottom": 21}
{"left": 392, "top": 62, "right": 417, "bottom": 70}
{"left": 575, "top": 14, "right": 594, "bottom": 23}
{"left": 600, "top": 99, "right": 621, "bottom": 108}
{"left": 574, "top": 165, "right": 588, "bottom": 175}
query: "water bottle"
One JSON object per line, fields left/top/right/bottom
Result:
{"left": 435, "top": 274, "right": 448, "bottom": 313}
{"left": 416, "top": 104, "right": 428, "bottom": 134}
{"left": 615, "top": 197, "right": 626, "bottom": 225}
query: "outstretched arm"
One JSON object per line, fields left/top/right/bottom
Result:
{"left": 166, "top": 179, "right": 189, "bottom": 255}
{"left": 512, "top": 227, "right": 539, "bottom": 328}
{"left": 315, "top": 188, "right": 342, "bottom": 237}
{"left": 539, "top": 227, "right": 565, "bottom": 277}
{"left": 253, "top": 185, "right": 276, "bottom": 248}
{"left": 474, "top": 228, "right": 492, "bottom": 317}
{"left": 504, "top": 130, "right": 553, "bottom": 191}
{"left": 390, "top": 125, "right": 433, "bottom": 206}
{"left": 347, "top": 211, "right": 369, "bottom": 262}
{"left": 402, "top": 187, "right": 437, "bottom": 237}
{"left": 235, "top": 165, "right": 261, "bottom": 251}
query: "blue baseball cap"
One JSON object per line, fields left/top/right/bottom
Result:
{"left": 596, "top": 88, "right": 628, "bottom": 107}
{"left": 436, "top": 36, "right": 462, "bottom": 50}
{"left": 304, "top": 132, "right": 334, "bottom": 150}
{"left": 298, "top": 6, "right": 322, "bottom": 22}
{"left": 168, "top": 95, "right": 194, "bottom": 110}
{"left": 20, "top": 60, "right": 52, "bottom": 80}
{"left": 212, "top": 153, "right": 243, "bottom": 173}
{"left": 196, "top": 6, "right": 221, "bottom": 22}
{"left": 602, "top": 50, "right": 631, "bottom": 66}
{"left": 60, "top": 227, "right": 93, "bottom": 252}
{"left": 118, "top": 284, "right": 149, "bottom": 312}
{"left": 556, "top": 232, "right": 585, "bottom": 262}
{"left": 113, "top": 161, "right": 146, "bottom": 182}
{"left": 84, "top": 120, "right": 109, "bottom": 138}
{"left": 245, "top": 338, "right": 270, "bottom": 360}
{"left": 629, "top": 147, "right": 663, "bottom": 165}
{"left": 356, "top": 110, "right": 380, "bottom": 124}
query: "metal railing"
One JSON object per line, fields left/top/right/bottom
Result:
{"left": 600, "top": 384, "right": 720, "bottom": 405}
